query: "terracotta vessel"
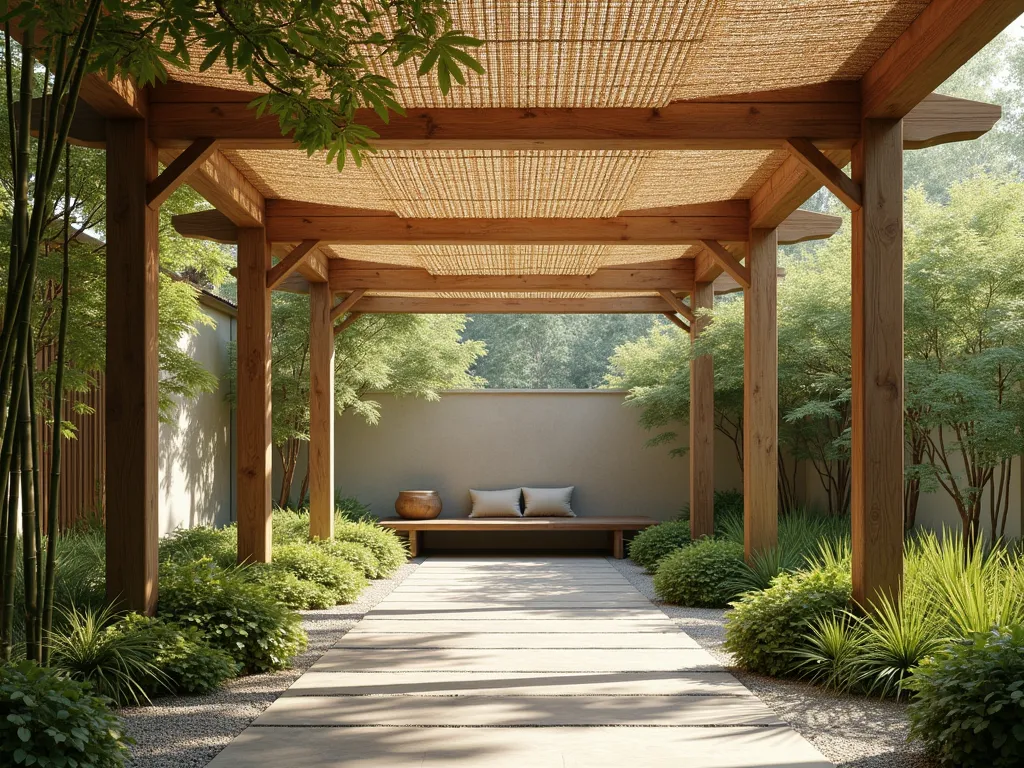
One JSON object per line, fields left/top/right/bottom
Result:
{"left": 395, "top": 490, "right": 442, "bottom": 520}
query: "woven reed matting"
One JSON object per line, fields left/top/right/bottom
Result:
{"left": 171, "top": 1, "right": 926, "bottom": 277}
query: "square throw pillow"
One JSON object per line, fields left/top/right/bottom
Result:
{"left": 522, "top": 486, "right": 575, "bottom": 517}
{"left": 469, "top": 488, "right": 523, "bottom": 518}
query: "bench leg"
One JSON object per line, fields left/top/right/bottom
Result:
{"left": 408, "top": 530, "right": 419, "bottom": 558}
{"left": 612, "top": 530, "right": 624, "bottom": 559}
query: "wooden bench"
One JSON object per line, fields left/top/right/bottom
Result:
{"left": 379, "top": 516, "right": 658, "bottom": 558}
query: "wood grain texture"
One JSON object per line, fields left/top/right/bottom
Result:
{"left": 662, "top": 312, "right": 690, "bottom": 332}
{"left": 236, "top": 228, "right": 273, "bottom": 564}
{"left": 351, "top": 297, "right": 677, "bottom": 314}
{"left": 379, "top": 517, "right": 657, "bottom": 531}
{"left": 744, "top": 229, "right": 779, "bottom": 562}
{"left": 851, "top": 119, "right": 905, "bottom": 609}
{"left": 749, "top": 150, "right": 852, "bottom": 229}
{"left": 267, "top": 240, "right": 322, "bottom": 290}
{"left": 329, "top": 290, "right": 367, "bottom": 322}
{"left": 146, "top": 137, "right": 219, "bottom": 209}
{"left": 308, "top": 282, "right": 335, "bottom": 542}
{"left": 861, "top": 0, "right": 1024, "bottom": 119}
{"left": 159, "top": 148, "right": 265, "bottom": 228}
{"left": 329, "top": 262, "right": 696, "bottom": 293}
{"left": 267, "top": 212, "right": 749, "bottom": 245}
{"left": 776, "top": 210, "right": 843, "bottom": 244}
{"left": 689, "top": 281, "right": 715, "bottom": 540}
{"left": 657, "top": 290, "right": 695, "bottom": 324}
{"left": 700, "top": 240, "right": 750, "bottom": 289}
{"left": 104, "top": 119, "right": 159, "bottom": 614}
{"left": 784, "top": 138, "right": 862, "bottom": 210}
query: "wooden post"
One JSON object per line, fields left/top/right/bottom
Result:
{"left": 851, "top": 118, "right": 904, "bottom": 608}
{"left": 236, "top": 228, "right": 273, "bottom": 563}
{"left": 689, "top": 280, "right": 715, "bottom": 539}
{"left": 743, "top": 228, "right": 778, "bottom": 561}
{"left": 105, "top": 119, "right": 160, "bottom": 614}
{"left": 308, "top": 282, "right": 335, "bottom": 541}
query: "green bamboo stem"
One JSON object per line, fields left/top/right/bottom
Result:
{"left": 19, "top": 362, "right": 39, "bottom": 662}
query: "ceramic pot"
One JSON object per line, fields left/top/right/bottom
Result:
{"left": 395, "top": 490, "right": 442, "bottom": 519}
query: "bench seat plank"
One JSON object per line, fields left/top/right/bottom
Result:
{"left": 379, "top": 516, "right": 658, "bottom": 558}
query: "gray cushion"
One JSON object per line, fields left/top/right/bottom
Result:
{"left": 469, "top": 488, "right": 523, "bottom": 518}
{"left": 523, "top": 486, "right": 575, "bottom": 517}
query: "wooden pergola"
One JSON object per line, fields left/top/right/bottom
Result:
{"left": 71, "top": 0, "right": 1020, "bottom": 614}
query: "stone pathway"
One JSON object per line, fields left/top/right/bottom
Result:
{"left": 207, "top": 557, "right": 833, "bottom": 767}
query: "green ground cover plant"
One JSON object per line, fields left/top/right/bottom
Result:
{"left": 334, "top": 515, "right": 409, "bottom": 577}
{"left": 653, "top": 539, "right": 745, "bottom": 607}
{"left": 272, "top": 544, "right": 368, "bottom": 604}
{"left": 906, "top": 626, "right": 1024, "bottom": 768}
{"left": 0, "top": 660, "right": 131, "bottom": 767}
{"left": 628, "top": 520, "right": 690, "bottom": 573}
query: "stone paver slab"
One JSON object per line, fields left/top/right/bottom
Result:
{"left": 335, "top": 632, "right": 700, "bottom": 649}
{"left": 353, "top": 619, "right": 682, "bottom": 633}
{"left": 365, "top": 608, "right": 668, "bottom": 621}
{"left": 373, "top": 598, "right": 653, "bottom": 609}
{"left": 310, "top": 647, "right": 722, "bottom": 672}
{"left": 206, "top": 726, "right": 833, "bottom": 768}
{"left": 254, "top": 695, "right": 782, "bottom": 727}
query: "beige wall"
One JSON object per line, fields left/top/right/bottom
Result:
{"left": 329, "top": 390, "right": 742, "bottom": 521}
{"left": 158, "top": 303, "right": 236, "bottom": 536}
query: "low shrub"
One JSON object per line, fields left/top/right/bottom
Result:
{"left": 48, "top": 606, "right": 167, "bottom": 706}
{"left": 159, "top": 525, "right": 237, "bottom": 567}
{"left": 272, "top": 508, "right": 312, "bottom": 545}
{"left": 316, "top": 539, "right": 381, "bottom": 579}
{"left": 907, "top": 626, "right": 1024, "bottom": 768}
{"left": 242, "top": 563, "right": 338, "bottom": 609}
{"left": 653, "top": 538, "right": 745, "bottom": 607}
{"left": 724, "top": 564, "right": 851, "bottom": 677}
{"left": 334, "top": 517, "right": 407, "bottom": 577}
{"left": 0, "top": 660, "right": 131, "bottom": 768}
{"left": 116, "top": 614, "right": 239, "bottom": 696}
{"left": 158, "top": 559, "right": 307, "bottom": 673}
{"left": 628, "top": 520, "right": 690, "bottom": 573}
{"left": 272, "top": 543, "right": 368, "bottom": 603}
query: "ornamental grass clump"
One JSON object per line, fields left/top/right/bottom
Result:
{"left": 906, "top": 626, "right": 1024, "bottom": 768}
{"left": 628, "top": 520, "right": 691, "bottom": 573}
{"left": 1, "top": 661, "right": 131, "bottom": 768}
{"left": 653, "top": 538, "right": 745, "bottom": 607}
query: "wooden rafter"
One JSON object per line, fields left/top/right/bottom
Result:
{"left": 147, "top": 137, "right": 220, "bottom": 209}
{"left": 351, "top": 297, "right": 675, "bottom": 314}
{"left": 330, "top": 289, "right": 366, "bottom": 322}
{"left": 662, "top": 312, "right": 690, "bottom": 333}
{"left": 146, "top": 83, "right": 1000, "bottom": 152}
{"left": 861, "top": 0, "right": 1024, "bottom": 120}
{"left": 775, "top": 209, "right": 842, "bottom": 244}
{"left": 330, "top": 261, "right": 695, "bottom": 293}
{"left": 267, "top": 240, "right": 323, "bottom": 290}
{"left": 658, "top": 290, "right": 696, "bottom": 324}
{"left": 784, "top": 138, "right": 862, "bottom": 211}
{"left": 700, "top": 240, "right": 751, "bottom": 290}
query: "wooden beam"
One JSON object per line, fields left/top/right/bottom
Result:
{"left": 352, "top": 297, "right": 677, "bottom": 314}
{"left": 158, "top": 148, "right": 265, "bottom": 228}
{"left": 330, "top": 261, "right": 695, "bottom": 293}
{"left": 658, "top": 290, "right": 696, "bottom": 324}
{"left": 266, "top": 209, "right": 749, "bottom": 245}
{"left": 700, "top": 240, "right": 751, "bottom": 290}
{"left": 662, "top": 312, "right": 690, "bottom": 332}
{"left": 81, "top": 73, "right": 145, "bottom": 119}
{"left": 715, "top": 267, "right": 786, "bottom": 296}
{"left": 784, "top": 138, "right": 862, "bottom": 210}
{"left": 902, "top": 93, "right": 1002, "bottom": 149}
{"left": 172, "top": 209, "right": 238, "bottom": 243}
{"left": 689, "top": 281, "right": 715, "bottom": 540}
{"left": 298, "top": 248, "right": 329, "bottom": 284}
{"left": 776, "top": 209, "right": 843, "bottom": 244}
{"left": 104, "top": 118, "right": 159, "bottom": 615}
{"left": 851, "top": 118, "right": 905, "bottom": 609}
{"left": 861, "top": 0, "right": 1024, "bottom": 120}
{"left": 267, "top": 240, "right": 322, "bottom": 290}
{"left": 236, "top": 228, "right": 273, "bottom": 564}
{"left": 334, "top": 312, "right": 363, "bottom": 336}
{"left": 147, "top": 137, "right": 220, "bottom": 209}
{"left": 330, "top": 290, "right": 366, "bottom": 322}
{"left": 149, "top": 82, "right": 862, "bottom": 150}
{"left": 308, "top": 282, "right": 335, "bottom": 542}
{"left": 744, "top": 230, "right": 778, "bottom": 562}
{"left": 146, "top": 81, "right": 1003, "bottom": 151}
{"left": 750, "top": 149, "right": 852, "bottom": 230}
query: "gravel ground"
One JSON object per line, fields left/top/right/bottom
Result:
{"left": 607, "top": 557, "right": 934, "bottom": 768}
{"left": 119, "top": 560, "right": 420, "bottom": 768}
